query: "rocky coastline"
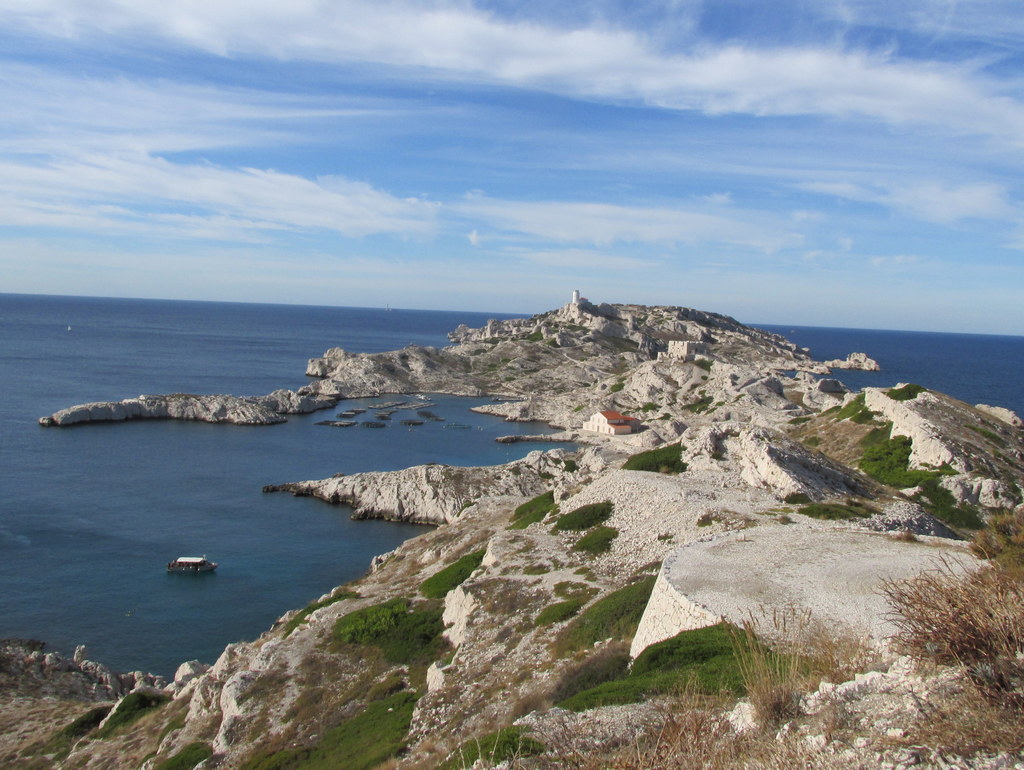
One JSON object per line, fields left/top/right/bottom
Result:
{"left": 11, "top": 299, "right": 1024, "bottom": 769}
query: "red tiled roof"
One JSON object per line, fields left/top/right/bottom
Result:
{"left": 600, "top": 410, "right": 638, "bottom": 422}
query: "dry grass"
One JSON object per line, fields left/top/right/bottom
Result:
{"left": 902, "top": 678, "right": 1024, "bottom": 756}
{"left": 882, "top": 558, "right": 1024, "bottom": 704}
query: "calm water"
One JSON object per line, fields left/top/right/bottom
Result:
{"left": 2, "top": 295, "right": 1021, "bottom": 678}
{"left": 758, "top": 324, "right": 1024, "bottom": 415}
{"left": 0, "top": 295, "right": 557, "bottom": 677}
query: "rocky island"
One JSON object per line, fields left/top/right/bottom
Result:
{"left": 13, "top": 298, "right": 1024, "bottom": 769}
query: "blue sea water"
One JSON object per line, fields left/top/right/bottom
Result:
{"left": 758, "top": 324, "right": 1024, "bottom": 416}
{"left": 0, "top": 294, "right": 558, "bottom": 677}
{"left": 1, "top": 295, "right": 1022, "bottom": 679}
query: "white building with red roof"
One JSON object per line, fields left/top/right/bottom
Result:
{"left": 583, "top": 410, "right": 641, "bottom": 435}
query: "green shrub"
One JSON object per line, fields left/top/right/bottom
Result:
{"left": 34, "top": 705, "right": 112, "bottom": 758}
{"left": 155, "top": 742, "right": 213, "bottom": 770}
{"left": 969, "top": 424, "right": 1008, "bottom": 448}
{"left": 788, "top": 416, "right": 811, "bottom": 425}
{"left": 244, "top": 692, "right": 417, "bottom": 770}
{"left": 332, "top": 598, "right": 445, "bottom": 664}
{"left": 797, "top": 501, "right": 875, "bottom": 520}
{"left": 421, "top": 550, "right": 486, "bottom": 599}
{"left": 609, "top": 380, "right": 625, "bottom": 393}
{"left": 553, "top": 501, "right": 614, "bottom": 532}
{"left": 96, "top": 691, "right": 170, "bottom": 738}
{"left": 860, "top": 435, "right": 938, "bottom": 488}
{"left": 640, "top": 402, "right": 659, "bottom": 412}
{"left": 915, "top": 480, "right": 984, "bottom": 530}
{"left": 783, "top": 492, "right": 811, "bottom": 505}
{"left": 525, "top": 330, "right": 544, "bottom": 342}
{"left": 835, "top": 394, "right": 878, "bottom": 424}
{"left": 549, "top": 645, "right": 630, "bottom": 704}
{"left": 509, "top": 491, "right": 557, "bottom": 529}
{"left": 558, "top": 624, "right": 744, "bottom": 711}
{"left": 536, "top": 598, "right": 585, "bottom": 626}
{"left": 573, "top": 526, "right": 619, "bottom": 554}
{"left": 887, "top": 383, "right": 926, "bottom": 401}
{"left": 622, "top": 444, "right": 687, "bottom": 474}
{"left": 283, "top": 589, "right": 358, "bottom": 637}
{"left": 693, "top": 358, "right": 713, "bottom": 371}
{"left": 440, "top": 726, "right": 544, "bottom": 770}
{"left": 555, "top": 576, "right": 656, "bottom": 655}
{"left": 684, "top": 395, "right": 715, "bottom": 413}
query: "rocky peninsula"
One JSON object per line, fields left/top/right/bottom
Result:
{"left": 12, "top": 298, "right": 1024, "bottom": 769}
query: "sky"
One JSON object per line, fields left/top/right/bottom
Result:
{"left": 1, "top": 1, "right": 1023, "bottom": 334}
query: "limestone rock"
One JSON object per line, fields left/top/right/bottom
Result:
{"left": 975, "top": 403, "right": 1024, "bottom": 427}
{"left": 825, "top": 352, "right": 880, "bottom": 371}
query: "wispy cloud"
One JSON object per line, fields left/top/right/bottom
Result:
{"left": 454, "top": 195, "right": 799, "bottom": 252}
{"left": 5, "top": 1, "right": 1024, "bottom": 143}
{"left": 0, "top": 153, "right": 438, "bottom": 240}
{"left": 801, "top": 180, "right": 1016, "bottom": 223}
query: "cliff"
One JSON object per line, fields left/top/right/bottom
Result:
{"left": 10, "top": 301, "right": 1024, "bottom": 770}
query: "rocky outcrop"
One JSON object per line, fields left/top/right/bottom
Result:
{"left": 0, "top": 640, "right": 164, "bottom": 701}
{"left": 825, "top": 351, "right": 881, "bottom": 371}
{"left": 38, "top": 390, "right": 336, "bottom": 427}
{"left": 264, "top": 450, "right": 575, "bottom": 525}
{"left": 975, "top": 403, "right": 1024, "bottom": 427}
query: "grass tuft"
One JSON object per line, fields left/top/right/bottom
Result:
{"left": 572, "top": 525, "right": 619, "bottom": 554}
{"left": 552, "top": 501, "right": 614, "bottom": 532}
{"left": 509, "top": 491, "right": 557, "bottom": 529}
{"left": 332, "top": 598, "right": 445, "bottom": 664}
{"left": 421, "top": 549, "right": 486, "bottom": 598}
{"left": 622, "top": 443, "right": 687, "bottom": 474}
{"left": 553, "top": 576, "right": 656, "bottom": 656}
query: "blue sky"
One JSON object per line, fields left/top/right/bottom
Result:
{"left": 1, "top": 0, "right": 1023, "bottom": 333}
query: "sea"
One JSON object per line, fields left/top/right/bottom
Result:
{"left": 1, "top": 294, "right": 1022, "bottom": 679}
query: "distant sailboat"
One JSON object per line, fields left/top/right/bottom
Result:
{"left": 67, "top": 325, "right": 72, "bottom": 332}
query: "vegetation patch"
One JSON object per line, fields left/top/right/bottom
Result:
{"left": 536, "top": 598, "right": 586, "bottom": 626}
{"left": 557, "top": 624, "right": 744, "bottom": 711}
{"left": 797, "top": 500, "right": 876, "bottom": 520}
{"left": 332, "top": 598, "right": 445, "bottom": 664}
{"left": 969, "top": 424, "right": 1008, "bottom": 448}
{"left": 554, "top": 576, "right": 656, "bottom": 656}
{"left": 33, "top": 705, "right": 112, "bottom": 758}
{"left": 553, "top": 501, "right": 614, "bottom": 532}
{"left": 835, "top": 393, "right": 878, "bottom": 424}
{"left": 684, "top": 394, "right": 715, "bottom": 414}
{"left": 693, "top": 358, "right": 713, "bottom": 371}
{"left": 887, "top": 383, "right": 926, "bottom": 401}
{"left": 283, "top": 589, "right": 359, "bottom": 637}
{"left": 609, "top": 379, "right": 625, "bottom": 393}
{"left": 440, "top": 726, "right": 544, "bottom": 770}
{"left": 622, "top": 443, "right": 687, "bottom": 474}
{"left": 509, "top": 491, "right": 557, "bottom": 530}
{"left": 573, "top": 526, "right": 619, "bottom": 554}
{"left": 243, "top": 691, "right": 417, "bottom": 770}
{"left": 96, "top": 691, "right": 170, "bottom": 738}
{"left": 421, "top": 550, "right": 486, "bottom": 599}
{"left": 783, "top": 492, "right": 811, "bottom": 505}
{"left": 553, "top": 581, "right": 598, "bottom": 600}
{"left": 155, "top": 742, "right": 213, "bottom": 770}
{"left": 973, "top": 510, "right": 1024, "bottom": 571}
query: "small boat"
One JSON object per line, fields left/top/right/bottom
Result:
{"left": 445, "top": 422, "right": 472, "bottom": 430}
{"left": 167, "top": 556, "right": 217, "bottom": 573}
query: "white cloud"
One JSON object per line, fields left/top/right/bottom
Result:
{"left": 800, "top": 179, "right": 1015, "bottom": 223}
{"left": 0, "top": 153, "right": 438, "bottom": 240}
{"left": 5, "top": 1, "right": 1024, "bottom": 143}
{"left": 455, "top": 196, "right": 799, "bottom": 252}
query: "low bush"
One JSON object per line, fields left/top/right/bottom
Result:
{"left": 332, "top": 598, "right": 445, "bottom": 664}
{"left": 554, "top": 576, "right": 656, "bottom": 656}
{"left": 96, "top": 691, "right": 170, "bottom": 738}
{"left": 155, "top": 742, "right": 213, "bottom": 770}
{"left": 883, "top": 560, "right": 1024, "bottom": 705}
{"left": 972, "top": 510, "right": 1024, "bottom": 571}
{"left": 420, "top": 550, "right": 486, "bottom": 598}
{"left": 859, "top": 435, "right": 937, "bottom": 488}
{"left": 887, "top": 383, "right": 927, "bottom": 401}
{"left": 684, "top": 395, "right": 715, "bottom": 414}
{"left": 835, "top": 393, "right": 878, "bottom": 424}
{"left": 509, "top": 491, "right": 557, "bottom": 530}
{"left": 622, "top": 443, "right": 687, "bottom": 474}
{"left": 35, "top": 705, "right": 111, "bottom": 758}
{"left": 549, "top": 643, "right": 630, "bottom": 704}
{"left": 243, "top": 692, "right": 417, "bottom": 770}
{"left": 797, "top": 501, "right": 874, "bottom": 520}
{"left": 283, "top": 589, "right": 359, "bottom": 637}
{"left": 553, "top": 501, "right": 613, "bottom": 532}
{"left": 558, "top": 624, "right": 744, "bottom": 711}
{"left": 440, "top": 726, "right": 544, "bottom": 769}
{"left": 573, "top": 525, "right": 619, "bottom": 554}
{"left": 783, "top": 492, "right": 811, "bottom": 505}
{"left": 535, "top": 598, "right": 585, "bottom": 626}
